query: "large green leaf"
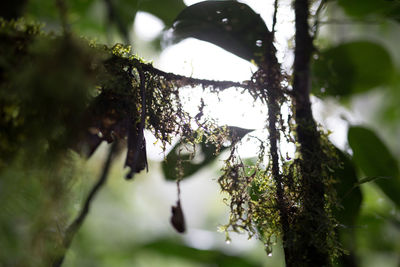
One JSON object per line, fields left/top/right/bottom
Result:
{"left": 348, "top": 126, "right": 400, "bottom": 207}
{"left": 338, "top": 0, "right": 400, "bottom": 22}
{"left": 312, "top": 41, "right": 394, "bottom": 98}
{"left": 140, "top": 239, "right": 259, "bottom": 267}
{"left": 333, "top": 149, "right": 362, "bottom": 267}
{"left": 333, "top": 149, "right": 362, "bottom": 227}
{"left": 162, "top": 126, "right": 253, "bottom": 181}
{"left": 169, "top": 0, "right": 271, "bottom": 63}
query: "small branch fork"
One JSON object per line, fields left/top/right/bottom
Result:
{"left": 52, "top": 142, "right": 117, "bottom": 267}
{"left": 312, "top": 0, "right": 326, "bottom": 41}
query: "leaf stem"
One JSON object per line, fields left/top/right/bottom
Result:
{"left": 52, "top": 142, "right": 117, "bottom": 267}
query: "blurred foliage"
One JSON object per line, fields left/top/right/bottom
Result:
{"left": 0, "top": 18, "right": 101, "bottom": 266}
{"left": 23, "top": 0, "right": 185, "bottom": 42}
{"left": 312, "top": 41, "right": 394, "bottom": 98}
{"left": 140, "top": 239, "right": 259, "bottom": 267}
{"left": 0, "top": 19, "right": 100, "bottom": 168}
{"left": 0, "top": 151, "right": 87, "bottom": 267}
{"left": 337, "top": 0, "right": 400, "bottom": 22}
{"left": 348, "top": 126, "right": 400, "bottom": 207}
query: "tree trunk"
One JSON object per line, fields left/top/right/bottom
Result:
{"left": 285, "top": 0, "right": 330, "bottom": 265}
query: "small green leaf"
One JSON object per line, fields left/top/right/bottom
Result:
{"left": 312, "top": 41, "right": 394, "bottom": 98}
{"left": 162, "top": 126, "right": 253, "bottom": 181}
{"left": 348, "top": 126, "right": 400, "bottom": 207}
{"left": 168, "top": 0, "right": 271, "bottom": 63}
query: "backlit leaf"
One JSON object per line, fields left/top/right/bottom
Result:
{"left": 348, "top": 126, "right": 400, "bottom": 207}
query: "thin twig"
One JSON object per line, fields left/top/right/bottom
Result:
{"left": 52, "top": 142, "right": 117, "bottom": 267}
{"left": 272, "top": 0, "right": 279, "bottom": 36}
{"left": 311, "top": 0, "right": 325, "bottom": 41}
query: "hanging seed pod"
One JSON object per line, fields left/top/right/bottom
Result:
{"left": 170, "top": 200, "right": 186, "bottom": 233}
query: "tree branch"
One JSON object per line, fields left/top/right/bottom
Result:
{"left": 272, "top": 0, "right": 279, "bottom": 36}
{"left": 52, "top": 142, "right": 117, "bottom": 267}
{"left": 125, "top": 58, "right": 257, "bottom": 93}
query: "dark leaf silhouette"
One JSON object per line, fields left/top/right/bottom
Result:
{"left": 162, "top": 126, "right": 253, "bottom": 181}
{"left": 169, "top": 0, "right": 272, "bottom": 64}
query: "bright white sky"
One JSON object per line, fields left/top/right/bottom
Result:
{"left": 133, "top": 0, "right": 306, "bottom": 161}
{"left": 132, "top": 0, "right": 368, "bottom": 161}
